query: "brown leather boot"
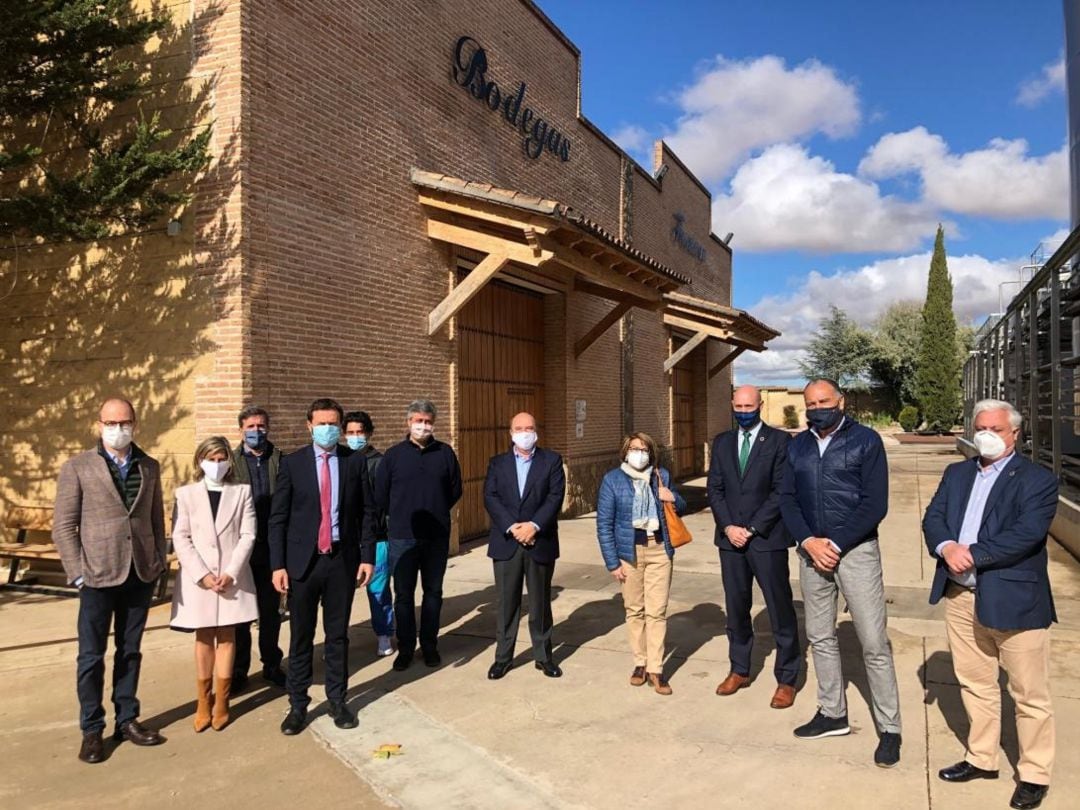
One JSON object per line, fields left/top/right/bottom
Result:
{"left": 211, "top": 676, "right": 231, "bottom": 731}
{"left": 194, "top": 678, "right": 213, "bottom": 732}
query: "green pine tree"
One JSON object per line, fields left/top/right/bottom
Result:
{"left": 916, "top": 225, "right": 961, "bottom": 432}
{"left": 0, "top": 0, "right": 211, "bottom": 243}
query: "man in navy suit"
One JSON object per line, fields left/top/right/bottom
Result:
{"left": 483, "top": 411, "right": 566, "bottom": 680}
{"left": 923, "top": 399, "right": 1058, "bottom": 810}
{"left": 270, "top": 398, "right": 376, "bottom": 736}
{"left": 708, "top": 385, "right": 799, "bottom": 709}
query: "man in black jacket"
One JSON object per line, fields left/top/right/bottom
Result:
{"left": 483, "top": 412, "right": 566, "bottom": 680}
{"left": 779, "top": 378, "right": 901, "bottom": 769}
{"left": 708, "top": 385, "right": 798, "bottom": 708}
{"left": 374, "top": 399, "right": 462, "bottom": 671}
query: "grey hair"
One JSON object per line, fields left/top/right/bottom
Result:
{"left": 406, "top": 399, "right": 437, "bottom": 420}
{"left": 972, "top": 398, "right": 1022, "bottom": 429}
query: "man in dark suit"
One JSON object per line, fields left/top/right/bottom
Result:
{"left": 231, "top": 405, "right": 286, "bottom": 688}
{"left": 270, "top": 398, "right": 375, "bottom": 735}
{"left": 923, "top": 399, "right": 1058, "bottom": 810}
{"left": 708, "top": 385, "right": 799, "bottom": 709}
{"left": 483, "top": 412, "right": 566, "bottom": 680}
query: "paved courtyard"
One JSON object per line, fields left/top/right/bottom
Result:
{"left": 1, "top": 442, "right": 1078, "bottom": 809}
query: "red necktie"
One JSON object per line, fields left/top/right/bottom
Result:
{"left": 318, "top": 452, "right": 332, "bottom": 553}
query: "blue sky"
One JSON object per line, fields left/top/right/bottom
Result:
{"left": 537, "top": 0, "right": 1070, "bottom": 384}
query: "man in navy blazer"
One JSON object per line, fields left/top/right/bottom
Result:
{"left": 708, "top": 385, "right": 799, "bottom": 709}
{"left": 923, "top": 399, "right": 1058, "bottom": 810}
{"left": 270, "top": 398, "right": 376, "bottom": 736}
{"left": 483, "top": 412, "right": 566, "bottom": 680}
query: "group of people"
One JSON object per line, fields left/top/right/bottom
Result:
{"left": 51, "top": 382, "right": 1059, "bottom": 810}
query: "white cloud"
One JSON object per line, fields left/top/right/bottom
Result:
{"left": 734, "top": 251, "right": 1018, "bottom": 385}
{"left": 711, "top": 143, "right": 939, "bottom": 252}
{"left": 611, "top": 123, "right": 653, "bottom": 167}
{"left": 665, "top": 55, "right": 860, "bottom": 184}
{"left": 859, "top": 127, "right": 1068, "bottom": 219}
{"left": 1016, "top": 57, "right": 1065, "bottom": 107}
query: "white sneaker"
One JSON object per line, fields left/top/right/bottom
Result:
{"left": 376, "top": 635, "right": 394, "bottom": 657}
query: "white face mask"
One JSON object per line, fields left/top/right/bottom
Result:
{"left": 511, "top": 431, "right": 538, "bottom": 452}
{"left": 102, "top": 424, "right": 133, "bottom": 451}
{"left": 973, "top": 429, "right": 1007, "bottom": 460}
{"left": 626, "top": 450, "right": 650, "bottom": 471}
{"left": 410, "top": 422, "right": 433, "bottom": 441}
{"left": 200, "top": 459, "right": 231, "bottom": 483}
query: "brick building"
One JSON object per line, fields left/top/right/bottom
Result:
{"left": 1, "top": 0, "right": 778, "bottom": 546}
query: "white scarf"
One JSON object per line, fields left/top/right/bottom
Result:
{"left": 620, "top": 462, "right": 659, "bottom": 531}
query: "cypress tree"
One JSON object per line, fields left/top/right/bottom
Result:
{"left": 916, "top": 225, "right": 961, "bottom": 431}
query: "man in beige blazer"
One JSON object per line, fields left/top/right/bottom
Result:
{"left": 53, "top": 397, "right": 168, "bottom": 764}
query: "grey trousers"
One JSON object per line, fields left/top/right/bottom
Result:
{"left": 798, "top": 538, "right": 902, "bottom": 734}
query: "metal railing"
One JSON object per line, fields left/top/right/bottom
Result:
{"left": 963, "top": 223, "right": 1080, "bottom": 498}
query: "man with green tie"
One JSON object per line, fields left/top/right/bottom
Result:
{"left": 707, "top": 385, "right": 800, "bottom": 710}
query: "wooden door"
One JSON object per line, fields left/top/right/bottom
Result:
{"left": 671, "top": 337, "right": 695, "bottom": 477}
{"left": 457, "top": 280, "right": 546, "bottom": 540}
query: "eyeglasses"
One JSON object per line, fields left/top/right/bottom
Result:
{"left": 100, "top": 420, "right": 135, "bottom": 429}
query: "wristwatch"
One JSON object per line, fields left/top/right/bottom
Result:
{"left": 746, "top": 526, "right": 759, "bottom": 538}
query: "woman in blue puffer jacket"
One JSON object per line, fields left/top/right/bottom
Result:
{"left": 596, "top": 431, "right": 686, "bottom": 695}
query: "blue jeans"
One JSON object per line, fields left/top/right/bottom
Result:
{"left": 366, "top": 541, "right": 394, "bottom": 637}
{"left": 387, "top": 536, "right": 449, "bottom": 654}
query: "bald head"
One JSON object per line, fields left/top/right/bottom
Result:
{"left": 510, "top": 412, "right": 536, "bottom": 432}
{"left": 732, "top": 385, "right": 761, "bottom": 412}
{"left": 99, "top": 397, "right": 136, "bottom": 423}
{"left": 510, "top": 412, "right": 538, "bottom": 454}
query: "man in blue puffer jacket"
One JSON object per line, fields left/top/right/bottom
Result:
{"left": 779, "top": 378, "right": 902, "bottom": 769}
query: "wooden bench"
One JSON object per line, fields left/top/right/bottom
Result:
{"left": 1, "top": 505, "right": 178, "bottom": 600}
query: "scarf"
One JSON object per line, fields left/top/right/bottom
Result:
{"left": 620, "top": 462, "right": 659, "bottom": 532}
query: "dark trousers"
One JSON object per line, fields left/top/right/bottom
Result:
{"left": 76, "top": 568, "right": 155, "bottom": 733}
{"left": 493, "top": 546, "right": 554, "bottom": 664}
{"left": 233, "top": 561, "right": 283, "bottom": 676}
{"left": 388, "top": 537, "right": 449, "bottom": 654}
{"left": 719, "top": 547, "right": 800, "bottom": 685}
{"left": 286, "top": 550, "right": 357, "bottom": 711}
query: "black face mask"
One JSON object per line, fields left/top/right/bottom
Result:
{"left": 806, "top": 407, "right": 843, "bottom": 433}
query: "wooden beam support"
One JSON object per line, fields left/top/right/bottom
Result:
{"left": 663, "top": 313, "right": 736, "bottom": 342}
{"left": 427, "top": 253, "right": 509, "bottom": 335}
{"left": 426, "top": 219, "right": 552, "bottom": 266}
{"left": 708, "top": 346, "right": 747, "bottom": 378}
{"left": 663, "top": 331, "right": 708, "bottom": 372}
{"left": 572, "top": 277, "right": 658, "bottom": 309}
{"left": 417, "top": 192, "right": 554, "bottom": 234}
{"left": 574, "top": 302, "right": 632, "bottom": 359}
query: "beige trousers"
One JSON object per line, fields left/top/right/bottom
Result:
{"left": 621, "top": 539, "right": 673, "bottom": 673}
{"left": 944, "top": 583, "right": 1054, "bottom": 784}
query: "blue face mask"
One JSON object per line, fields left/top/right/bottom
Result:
{"left": 243, "top": 429, "right": 267, "bottom": 450}
{"left": 346, "top": 435, "right": 368, "bottom": 451}
{"left": 733, "top": 409, "right": 760, "bottom": 429}
{"left": 311, "top": 424, "right": 341, "bottom": 450}
{"left": 806, "top": 407, "right": 843, "bottom": 433}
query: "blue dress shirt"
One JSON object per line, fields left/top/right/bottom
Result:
{"left": 313, "top": 444, "right": 340, "bottom": 542}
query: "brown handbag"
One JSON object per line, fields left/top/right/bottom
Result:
{"left": 656, "top": 470, "right": 692, "bottom": 547}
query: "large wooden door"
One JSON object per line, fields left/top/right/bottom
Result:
{"left": 671, "top": 337, "right": 695, "bottom": 477}
{"left": 457, "top": 280, "right": 546, "bottom": 540}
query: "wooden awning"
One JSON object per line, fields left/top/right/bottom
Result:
{"left": 661, "top": 291, "right": 780, "bottom": 373}
{"left": 412, "top": 169, "right": 689, "bottom": 338}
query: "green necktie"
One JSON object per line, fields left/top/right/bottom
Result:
{"left": 739, "top": 430, "right": 752, "bottom": 474}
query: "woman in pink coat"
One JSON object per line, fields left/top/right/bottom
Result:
{"left": 170, "top": 436, "right": 258, "bottom": 731}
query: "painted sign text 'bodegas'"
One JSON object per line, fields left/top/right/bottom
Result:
{"left": 452, "top": 35, "right": 572, "bottom": 163}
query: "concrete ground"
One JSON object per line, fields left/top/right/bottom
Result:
{"left": 2, "top": 443, "right": 1078, "bottom": 809}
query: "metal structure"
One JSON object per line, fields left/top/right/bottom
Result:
{"left": 963, "top": 225, "right": 1080, "bottom": 497}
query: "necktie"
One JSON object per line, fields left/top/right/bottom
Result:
{"left": 318, "top": 452, "right": 332, "bottom": 553}
{"left": 738, "top": 431, "right": 752, "bottom": 475}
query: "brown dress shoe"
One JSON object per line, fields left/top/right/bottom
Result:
{"left": 114, "top": 719, "right": 165, "bottom": 746}
{"left": 194, "top": 678, "right": 213, "bottom": 732}
{"left": 716, "top": 672, "right": 750, "bottom": 696}
{"left": 629, "top": 666, "right": 647, "bottom": 687}
{"left": 770, "top": 684, "right": 797, "bottom": 709}
{"left": 78, "top": 731, "right": 105, "bottom": 763}
{"left": 647, "top": 672, "right": 673, "bottom": 695}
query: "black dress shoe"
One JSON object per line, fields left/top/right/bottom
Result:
{"left": 938, "top": 761, "right": 999, "bottom": 782}
{"left": 328, "top": 702, "right": 358, "bottom": 730}
{"left": 231, "top": 672, "right": 250, "bottom": 692}
{"left": 1010, "top": 782, "right": 1049, "bottom": 810}
{"left": 280, "top": 707, "right": 307, "bottom": 736}
{"left": 535, "top": 660, "right": 562, "bottom": 678}
{"left": 113, "top": 720, "right": 164, "bottom": 746}
{"left": 488, "top": 661, "right": 512, "bottom": 680}
{"left": 423, "top": 649, "right": 441, "bottom": 667}
{"left": 261, "top": 666, "right": 287, "bottom": 689}
{"left": 78, "top": 731, "right": 105, "bottom": 763}
{"left": 392, "top": 652, "right": 413, "bottom": 671}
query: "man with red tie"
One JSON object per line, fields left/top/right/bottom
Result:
{"left": 270, "top": 399, "right": 375, "bottom": 735}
